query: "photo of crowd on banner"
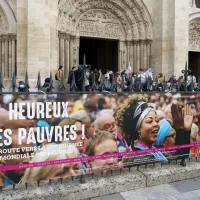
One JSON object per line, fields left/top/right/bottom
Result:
{"left": 0, "top": 93, "right": 200, "bottom": 188}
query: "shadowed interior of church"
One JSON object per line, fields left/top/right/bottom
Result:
{"left": 189, "top": 51, "right": 200, "bottom": 78}
{"left": 79, "top": 37, "right": 118, "bottom": 72}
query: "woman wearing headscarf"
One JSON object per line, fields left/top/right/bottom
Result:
{"left": 155, "top": 119, "right": 176, "bottom": 148}
{"left": 154, "top": 119, "right": 178, "bottom": 160}
{"left": 116, "top": 94, "right": 167, "bottom": 163}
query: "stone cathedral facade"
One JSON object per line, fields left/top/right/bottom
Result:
{"left": 0, "top": 0, "right": 200, "bottom": 88}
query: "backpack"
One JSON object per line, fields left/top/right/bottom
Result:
{"left": 55, "top": 72, "right": 58, "bottom": 80}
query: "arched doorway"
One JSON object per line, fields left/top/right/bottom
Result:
{"left": 0, "top": 0, "right": 17, "bottom": 79}
{"left": 189, "top": 18, "right": 200, "bottom": 77}
{"left": 58, "top": 0, "right": 153, "bottom": 77}
{"left": 79, "top": 37, "right": 119, "bottom": 72}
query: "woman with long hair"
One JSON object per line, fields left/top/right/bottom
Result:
{"left": 22, "top": 144, "right": 81, "bottom": 183}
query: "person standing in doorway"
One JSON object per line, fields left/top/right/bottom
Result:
{"left": 55, "top": 66, "right": 64, "bottom": 83}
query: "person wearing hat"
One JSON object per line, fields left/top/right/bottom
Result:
{"left": 116, "top": 94, "right": 167, "bottom": 162}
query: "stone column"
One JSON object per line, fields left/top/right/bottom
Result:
{"left": 147, "top": 40, "right": 151, "bottom": 69}
{"left": 12, "top": 36, "right": 16, "bottom": 75}
{"left": 4, "top": 38, "right": 9, "bottom": 78}
{"left": 118, "top": 40, "right": 122, "bottom": 72}
{"left": 73, "top": 37, "right": 80, "bottom": 67}
{"left": 140, "top": 40, "right": 144, "bottom": 70}
{"left": 121, "top": 41, "right": 126, "bottom": 71}
{"left": 0, "top": 39, "right": 2, "bottom": 74}
{"left": 133, "top": 41, "right": 137, "bottom": 72}
{"left": 9, "top": 38, "right": 12, "bottom": 78}
{"left": 59, "top": 33, "right": 65, "bottom": 68}
{"left": 69, "top": 36, "right": 74, "bottom": 69}
{"left": 127, "top": 41, "right": 133, "bottom": 68}
{"left": 65, "top": 36, "right": 70, "bottom": 79}
{"left": 1, "top": 40, "right": 5, "bottom": 77}
{"left": 126, "top": 41, "right": 130, "bottom": 65}
{"left": 130, "top": 41, "right": 134, "bottom": 70}
{"left": 143, "top": 41, "right": 147, "bottom": 70}
{"left": 136, "top": 41, "right": 140, "bottom": 72}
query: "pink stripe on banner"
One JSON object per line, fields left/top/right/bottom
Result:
{"left": 0, "top": 143, "right": 200, "bottom": 172}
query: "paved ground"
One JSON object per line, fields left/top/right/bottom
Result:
{"left": 91, "top": 177, "right": 200, "bottom": 200}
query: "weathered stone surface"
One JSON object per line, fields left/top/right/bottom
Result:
{"left": 1, "top": 162, "right": 200, "bottom": 200}
{"left": 140, "top": 161, "right": 200, "bottom": 187}
{"left": 0, "top": 169, "right": 146, "bottom": 200}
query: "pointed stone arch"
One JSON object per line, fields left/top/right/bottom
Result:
{"left": 58, "top": 0, "right": 153, "bottom": 73}
{"left": 0, "top": 0, "right": 17, "bottom": 79}
{"left": 0, "top": 0, "right": 16, "bottom": 34}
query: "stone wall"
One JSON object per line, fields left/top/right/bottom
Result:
{"left": 6, "top": 0, "right": 17, "bottom": 16}
{"left": 174, "top": 0, "right": 189, "bottom": 76}
{"left": 1, "top": 161, "right": 200, "bottom": 200}
{"left": 143, "top": 0, "right": 163, "bottom": 76}
{"left": 16, "top": 0, "right": 59, "bottom": 88}
{"left": 143, "top": 0, "right": 189, "bottom": 78}
{"left": 17, "top": 0, "right": 28, "bottom": 79}
{"left": 27, "top": 0, "right": 50, "bottom": 84}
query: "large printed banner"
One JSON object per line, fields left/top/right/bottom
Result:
{"left": 0, "top": 93, "right": 200, "bottom": 189}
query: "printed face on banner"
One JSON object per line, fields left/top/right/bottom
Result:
{"left": 40, "top": 155, "right": 81, "bottom": 180}
{"left": 0, "top": 93, "right": 199, "bottom": 189}
{"left": 89, "top": 139, "right": 118, "bottom": 174}
{"left": 140, "top": 111, "right": 160, "bottom": 146}
{"left": 163, "top": 129, "right": 176, "bottom": 147}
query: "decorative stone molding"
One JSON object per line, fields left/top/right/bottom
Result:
{"left": 58, "top": 0, "right": 153, "bottom": 41}
{"left": 77, "top": 10, "right": 124, "bottom": 39}
{"left": 189, "top": 18, "right": 200, "bottom": 51}
{"left": 0, "top": 33, "right": 16, "bottom": 78}
{"left": 0, "top": 8, "right": 9, "bottom": 34}
{"left": 57, "top": 0, "right": 153, "bottom": 71}
{"left": 0, "top": 0, "right": 16, "bottom": 34}
{"left": 0, "top": 34, "right": 16, "bottom": 41}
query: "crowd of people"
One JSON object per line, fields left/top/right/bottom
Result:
{"left": 60, "top": 66, "right": 198, "bottom": 92}
{"left": 0, "top": 92, "right": 200, "bottom": 188}
{"left": 16, "top": 65, "right": 198, "bottom": 93}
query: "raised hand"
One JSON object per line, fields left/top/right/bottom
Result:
{"left": 171, "top": 103, "right": 194, "bottom": 131}
{"left": 171, "top": 103, "right": 184, "bottom": 129}
{"left": 183, "top": 104, "right": 194, "bottom": 131}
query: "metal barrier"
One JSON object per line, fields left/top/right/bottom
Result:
{"left": 0, "top": 57, "right": 199, "bottom": 93}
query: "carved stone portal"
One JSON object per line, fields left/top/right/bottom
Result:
{"left": 0, "top": 7, "right": 16, "bottom": 79}
{"left": 77, "top": 10, "right": 124, "bottom": 40}
{"left": 189, "top": 18, "right": 200, "bottom": 51}
{"left": 58, "top": 0, "right": 153, "bottom": 73}
{"left": 0, "top": 8, "right": 9, "bottom": 34}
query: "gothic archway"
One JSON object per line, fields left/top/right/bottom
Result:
{"left": 0, "top": 0, "right": 17, "bottom": 79}
{"left": 58, "top": 0, "right": 153, "bottom": 76}
{"left": 189, "top": 18, "right": 200, "bottom": 77}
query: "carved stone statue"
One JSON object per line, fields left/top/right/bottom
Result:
{"left": 189, "top": 19, "right": 200, "bottom": 51}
